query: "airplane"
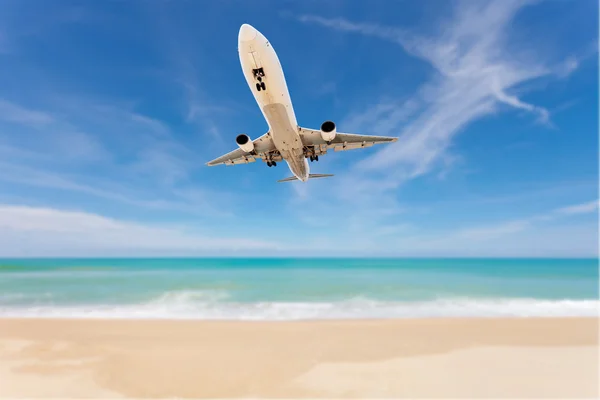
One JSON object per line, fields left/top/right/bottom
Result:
{"left": 206, "top": 23, "right": 397, "bottom": 182}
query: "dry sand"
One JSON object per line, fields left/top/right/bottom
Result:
{"left": 0, "top": 317, "right": 597, "bottom": 399}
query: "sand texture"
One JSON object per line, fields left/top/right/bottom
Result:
{"left": 0, "top": 317, "right": 597, "bottom": 398}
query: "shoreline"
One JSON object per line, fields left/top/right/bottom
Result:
{"left": 0, "top": 314, "right": 597, "bottom": 322}
{"left": 0, "top": 317, "right": 597, "bottom": 398}
{"left": 0, "top": 297, "right": 596, "bottom": 321}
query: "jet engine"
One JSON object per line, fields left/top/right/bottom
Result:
{"left": 236, "top": 134, "right": 254, "bottom": 153}
{"left": 320, "top": 120, "right": 336, "bottom": 142}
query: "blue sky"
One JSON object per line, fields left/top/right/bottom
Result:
{"left": 0, "top": 0, "right": 597, "bottom": 257}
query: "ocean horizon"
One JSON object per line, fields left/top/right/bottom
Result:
{"left": 1, "top": 257, "right": 598, "bottom": 320}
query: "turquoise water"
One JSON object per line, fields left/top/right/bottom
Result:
{"left": 0, "top": 258, "right": 597, "bottom": 319}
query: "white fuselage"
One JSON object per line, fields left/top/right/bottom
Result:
{"left": 238, "top": 24, "right": 310, "bottom": 181}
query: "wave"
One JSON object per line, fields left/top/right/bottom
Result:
{"left": 0, "top": 290, "right": 597, "bottom": 320}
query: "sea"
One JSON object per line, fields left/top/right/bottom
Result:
{"left": 0, "top": 258, "right": 597, "bottom": 320}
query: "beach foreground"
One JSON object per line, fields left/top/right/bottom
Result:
{"left": 0, "top": 318, "right": 597, "bottom": 399}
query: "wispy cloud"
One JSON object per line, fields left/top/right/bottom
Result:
{"left": 0, "top": 1, "right": 90, "bottom": 55}
{"left": 0, "top": 154, "right": 233, "bottom": 218}
{"left": 371, "top": 199, "right": 599, "bottom": 257}
{"left": 128, "top": 112, "right": 170, "bottom": 136}
{"left": 432, "top": 199, "right": 599, "bottom": 242}
{"left": 448, "top": 220, "right": 533, "bottom": 241}
{"left": 287, "top": 198, "right": 598, "bottom": 256}
{"left": 0, "top": 98, "right": 112, "bottom": 165}
{"left": 141, "top": 3, "right": 232, "bottom": 142}
{"left": 555, "top": 200, "right": 599, "bottom": 215}
{"left": 179, "top": 71, "right": 231, "bottom": 140}
{"left": 0, "top": 97, "right": 232, "bottom": 217}
{"left": 0, "top": 99, "right": 54, "bottom": 126}
{"left": 297, "top": 0, "right": 569, "bottom": 187}
{"left": 556, "top": 56, "right": 581, "bottom": 78}
{"left": 554, "top": 39, "right": 598, "bottom": 79}
{"left": 492, "top": 88, "right": 550, "bottom": 125}
{"left": 59, "top": 100, "right": 193, "bottom": 184}
{"left": 0, "top": 204, "right": 279, "bottom": 256}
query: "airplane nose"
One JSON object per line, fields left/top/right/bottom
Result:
{"left": 239, "top": 24, "right": 257, "bottom": 42}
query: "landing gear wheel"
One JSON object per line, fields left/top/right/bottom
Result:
{"left": 272, "top": 161, "right": 276, "bottom": 167}
{"left": 315, "top": 155, "right": 319, "bottom": 161}
{"left": 267, "top": 161, "right": 272, "bottom": 167}
{"left": 309, "top": 156, "right": 314, "bottom": 162}
{"left": 260, "top": 82, "right": 266, "bottom": 90}
{"left": 256, "top": 83, "right": 262, "bottom": 92}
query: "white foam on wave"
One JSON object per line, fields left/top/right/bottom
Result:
{"left": 0, "top": 290, "right": 597, "bottom": 320}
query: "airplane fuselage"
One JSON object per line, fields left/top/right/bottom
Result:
{"left": 238, "top": 24, "right": 310, "bottom": 181}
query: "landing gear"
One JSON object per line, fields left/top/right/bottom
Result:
{"left": 256, "top": 81, "right": 266, "bottom": 91}
{"left": 267, "top": 161, "right": 277, "bottom": 167}
{"left": 253, "top": 68, "right": 265, "bottom": 79}
{"left": 309, "top": 155, "right": 319, "bottom": 162}
{"left": 253, "top": 68, "right": 266, "bottom": 91}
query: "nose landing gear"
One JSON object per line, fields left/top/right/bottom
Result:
{"left": 253, "top": 68, "right": 266, "bottom": 91}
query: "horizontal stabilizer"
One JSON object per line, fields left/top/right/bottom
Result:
{"left": 308, "top": 173, "right": 334, "bottom": 179}
{"left": 277, "top": 173, "right": 334, "bottom": 183}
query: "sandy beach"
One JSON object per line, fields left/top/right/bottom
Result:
{"left": 0, "top": 317, "right": 597, "bottom": 399}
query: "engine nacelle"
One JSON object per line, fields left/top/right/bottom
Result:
{"left": 320, "top": 120, "right": 336, "bottom": 142}
{"left": 236, "top": 134, "right": 254, "bottom": 153}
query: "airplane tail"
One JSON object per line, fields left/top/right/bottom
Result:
{"left": 277, "top": 173, "right": 334, "bottom": 183}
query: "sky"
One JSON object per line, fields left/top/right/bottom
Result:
{"left": 0, "top": 0, "right": 597, "bottom": 257}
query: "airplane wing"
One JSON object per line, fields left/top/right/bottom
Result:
{"left": 298, "top": 127, "right": 397, "bottom": 156}
{"left": 206, "top": 133, "right": 279, "bottom": 166}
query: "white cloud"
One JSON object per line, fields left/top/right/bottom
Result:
{"left": 554, "top": 39, "right": 598, "bottom": 79}
{"left": 0, "top": 99, "right": 54, "bottom": 126}
{"left": 56, "top": 99, "right": 196, "bottom": 185}
{"left": 390, "top": 223, "right": 597, "bottom": 258}
{"left": 369, "top": 199, "right": 599, "bottom": 257}
{"left": 0, "top": 205, "right": 279, "bottom": 256}
{"left": 290, "top": 202, "right": 598, "bottom": 257}
{"left": 409, "top": 199, "right": 599, "bottom": 247}
{"left": 178, "top": 69, "right": 232, "bottom": 142}
{"left": 492, "top": 87, "right": 550, "bottom": 125}
{"left": 0, "top": 161, "right": 233, "bottom": 217}
{"left": 0, "top": 96, "right": 229, "bottom": 214}
{"left": 556, "top": 56, "right": 580, "bottom": 78}
{"left": 128, "top": 112, "right": 170, "bottom": 136}
{"left": 0, "top": 99, "right": 112, "bottom": 164}
{"left": 146, "top": 10, "right": 231, "bottom": 142}
{"left": 297, "top": 0, "right": 561, "bottom": 186}
{"left": 452, "top": 220, "right": 532, "bottom": 241}
{"left": 1, "top": 199, "right": 593, "bottom": 257}
{"left": 555, "top": 200, "right": 599, "bottom": 215}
